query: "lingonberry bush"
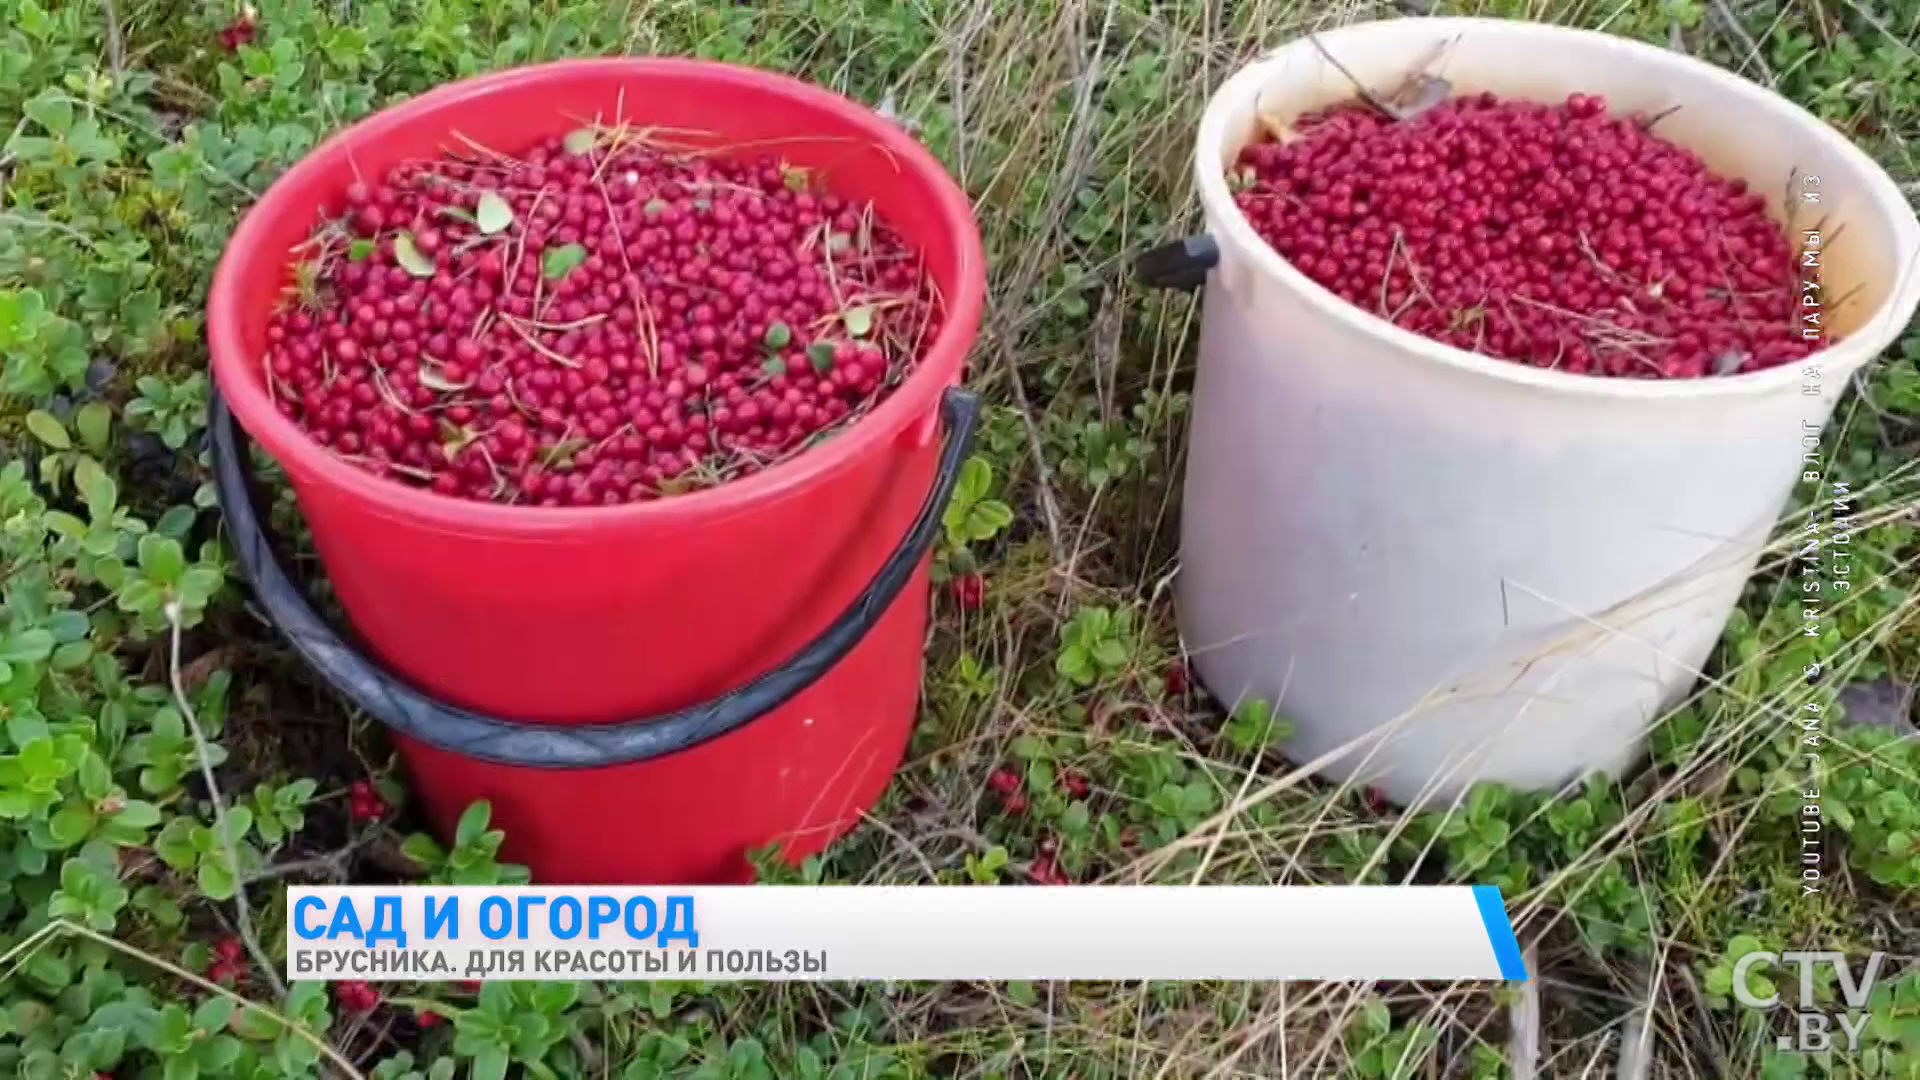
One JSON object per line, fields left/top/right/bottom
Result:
{"left": 2, "top": 0, "right": 1917, "bottom": 1077}
{"left": 1233, "top": 92, "right": 1821, "bottom": 378}
{"left": 269, "top": 132, "right": 938, "bottom": 505}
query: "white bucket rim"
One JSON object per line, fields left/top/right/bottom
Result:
{"left": 1193, "top": 16, "right": 1920, "bottom": 402}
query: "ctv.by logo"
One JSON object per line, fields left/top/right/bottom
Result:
{"left": 1732, "top": 950, "right": 1886, "bottom": 1053}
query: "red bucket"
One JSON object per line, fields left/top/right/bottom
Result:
{"left": 206, "top": 60, "right": 986, "bottom": 884}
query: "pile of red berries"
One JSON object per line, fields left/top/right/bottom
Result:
{"left": 1232, "top": 91, "right": 1820, "bottom": 379}
{"left": 264, "top": 128, "right": 938, "bottom": 506}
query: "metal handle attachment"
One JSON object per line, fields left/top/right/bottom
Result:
{"left": 1135, "top": 234, "right": 1219, "bottom": 291}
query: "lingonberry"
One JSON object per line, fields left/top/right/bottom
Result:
{"left": 348, "top": 780, "right": 387, "bottom": 822}
{"left": 950, "top": 573, "right": 985, "bottom": 611}
{"left": 1059, "top": 769, "right": 1090, "bottom": 799}
{"left": 1232, "top": 92, "right": 1820, "bottom": 379}
{"left": 1163, "top": 659, "right": 1190, "bottom": 698}
{"left": 205, "top": 936, "right": 247, "bottom": 982}
{"left": 1028, "top": 853, "right": 1068, "bottom": 885}
{"left": 987, "top": 767, "right": 1021, "bottom": 796}
{"left": 217, "top": 6, "right": 257, "bottom": 51}
{"left": 334, "top": 980, "right": 380, "bottom": 1012}
{"left": 265, "top": 131, "right": 940, "bottom": 506}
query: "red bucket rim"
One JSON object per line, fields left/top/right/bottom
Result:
{"left": 207, "top": 57, "right": 987, "bottom": 532}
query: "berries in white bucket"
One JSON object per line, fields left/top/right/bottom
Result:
{"left": 1231, "top": 90, "right": 1822, "bottom": 379}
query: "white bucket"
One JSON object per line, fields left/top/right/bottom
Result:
{"left": 1174, "top": 17, "right": 1920, "bottom": 805}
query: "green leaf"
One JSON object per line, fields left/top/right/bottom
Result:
{"left": 197, "top": 857, "right": 236, "bottom": 900}
{"left": 763, "top": 322, "right": 792, "bottom": 349}
{"left": 455, "top": 800, "right": 491, "bottom": 848}
{"left": 761, "top": 356, "right": 786, "bottom": 376}
{"left": 563, "top": 128, "right": 597, "bottom": 155}
{"left": 0, "top": 629, "right": 54, "bottom": 664}
{"left": 43, "top": 510, "right": 87, "bottom": 539}
{"left": 77, "top": 750, "right": 111, "bottom": 799}
{"left": 541, "top": 244, "right": 586, "bottom": 281}
{"left": 643, "top": 198, "right": 668, "bottom": 218}
{"left": 348, "top": 239, "right": 375, "bottom": 261}
{"left": 138, "top": 534, "right": 187, "bottom": 585}
{"left": 75, "top": 402, "right": 111, "bottom": 454}
{"left": 475, "top": 191, "right": 513, "bottom": 235}
{"left": 24, "top": 94, "right": 72, "bottom": 134}
{"left": 392, "top": 232, "right": 435, "bottom": 278}
{"left": 112, "top": 800, "right": 162, "bottom": 829}
{"left": 957, "top": 457, "right": 991, "bottom": 501}
{"left": 48, "top": 802, "right": 95, "bottom": 846}
{"left": 25, "top": 409, "right": 70, "bottom": 449}
{"left": 193, "top": 996, "right": 236, "bottom": 1031}
{"left": 79, "top": 460, "right": 115, "bottom": 519}
{"left": 807, "top": 342, "right": 836, "bottom": 374}
{"left": 155, "top": 504, "right": 197, "bottom": 539}
{"left": 842, "top": 306, "right": 875, "bottom": 338}
{"left": 530, "top": 980, "right": 579, "bottom": 1013}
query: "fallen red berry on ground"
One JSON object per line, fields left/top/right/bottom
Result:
{"left": 1028, "top": 853, "right": 1068, "bottom": 885}
{"left": 263, "top": 132, "right": 939, "bottom": 507}
{"left": 1163, "top": 659, "right": 1190, "bottom": 697}
{"left": 217, "top": 7, "right": 257, "bottom": 51}
{"left": 987, "top": 767, "right": 1020, "bottom": 795}
{"left": 950, "top": 572, "right": 985, "bottom": 611}
{"left": 1059, "top": 769, "right": 1090, "bottom": 799}
{"left": 1232, "top": 92, "right": 1819, "bottom": 379}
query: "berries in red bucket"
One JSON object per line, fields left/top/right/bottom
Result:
{"left": 261, "top": 128, "right": 939, "bottom": 506}
{"left": 207, "top": 60, "right": 989, "bottom": 886}
{"left": 1231, "top": 91, "right": 1820, "bottom": 379}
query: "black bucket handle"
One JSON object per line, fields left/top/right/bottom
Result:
{"left": 210, "top": 385, "right": 981, "bottom": 769}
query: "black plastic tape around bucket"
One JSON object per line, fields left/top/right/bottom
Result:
{"left": 210, "top": 386, "right": 981, "bottom": 769}
{"left": 1134, "top": 235, "right": 1218, "bottom": 291}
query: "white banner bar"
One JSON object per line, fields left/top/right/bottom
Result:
{"left": 285, "top": 885, "right": 1527, "bottom": 982}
